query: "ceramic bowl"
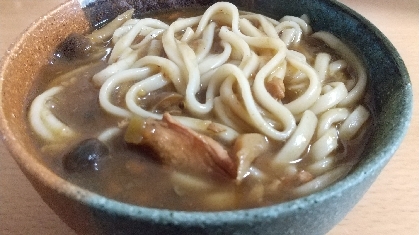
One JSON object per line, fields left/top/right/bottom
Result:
{"left": 0, "top": 0, "right": 412, "bottom": 234}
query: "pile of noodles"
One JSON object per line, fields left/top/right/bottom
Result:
{"left": 29, "top": 2, "right": 369, "bottom": 196}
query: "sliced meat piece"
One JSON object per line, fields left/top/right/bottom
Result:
{"left": 266, "top": 76, "right": 285, "bottom": 100}
{"left": 232, "top": 133, "right": 269, "bottom": 181}
{"left": 131, "top": 113, "right": 237, "bottom": 178}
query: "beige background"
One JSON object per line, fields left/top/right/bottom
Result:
{"left": 0, "top": 0, "right": 418, "bottom": 234}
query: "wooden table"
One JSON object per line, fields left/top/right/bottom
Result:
{"left": 1, "top": 0, "right": 418, "bottom": 234}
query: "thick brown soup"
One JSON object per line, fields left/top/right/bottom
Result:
{"left": 27, "top": 3, "right": 371, "bottom": 211}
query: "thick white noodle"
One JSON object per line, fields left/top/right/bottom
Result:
{"left": 273, "top": 110, "right": 317, "bottom": 164}
{"left": 313, "top": 31, "right": 367, "bottom": 107}
{"left": 284, "top": 51, "right": 322, "bottom": 115}
{"left": 131, "top": 29, "right": 166, "bottom": 50}
{"left": 29, "top": 86, "right": 75, "bottom": 141}
{"left": 174, "top": 116, "right": 239, "bottom": 144}
{"left": 147, "top": 39, "right": 163, "bottom": 56}
{"left": 195, "top": 22, "right": 217, "bottom": 62}
{"left": 314, "top": 53, "right": 331, "bottom": 83}
{"left": 279, "top": 15, "right": 311, "bottom": 35}
{"left": 275, "top": 21, "right": 303, "bottom": 45}
{"left": 162, "top": 16, "right": 201, "bottom": 67}
{"left": 328, "top": 59, "right": 347, "bottom": 75}
{"left": 310, "top": 128, "right": 339, "bottom": 160}
{"left": 316, "top": 108, "right": 350, "bottom": 138}
{"left": 218, "top": 64, "right": 293, "bottom": 140}
{"left": 213, "top": 97, "right": 244, "bottom": 132}
{"left": 109, "top": 18, "right": 169, "bottom": 63}
{"left": 198, "top": 40, "right": 232, "bottom": 77}
{"left": 99, "top": 67, "right": 154, "bottom": 118}
{"left": 293, "top": 164, "right": 350, "bottom": 197}
{"left": 126, "top": 73, "right": 169, "bottom": 119}
{"left": 92, "top": 51, "right": 139, "bottom": 86}
{"left": 339, "top": 105, "right": 370, "bottom": 140}
{"left": 131, "top": 56, "right": 185, "bottom": 92}
{"left": 309, "top": 82, "right": 348, "bottom": 115}
{"left": 239, "top": 18, "right": 265, "bottom": 37}
{"left": 307, "top": 156, "right": 335, "bottom": 176}
{"left": 97, "top": 127, "right": 122, "bottom": 143}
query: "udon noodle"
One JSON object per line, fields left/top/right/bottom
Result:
{"left": 28, "top": 2, "right": 370, "bottom": 210}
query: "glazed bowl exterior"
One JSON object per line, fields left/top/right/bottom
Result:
{"left": 0, "top": 0, "right": 412, "bottom": 234}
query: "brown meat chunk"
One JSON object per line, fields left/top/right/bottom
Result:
{"left": 135, "top": 113, "right": 237, "bottom": 178}
{"left": 266, "top": 76, "right": 285, "bottom": 100}
{"left": 297, "top": 170, "right": 314, "bottom": 184}
{"left": 280, "top": 170, "right": 314, "bottom": 186}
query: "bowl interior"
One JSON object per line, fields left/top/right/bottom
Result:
{"left": 0, "top": 0, "right": 412, "bottom": 234}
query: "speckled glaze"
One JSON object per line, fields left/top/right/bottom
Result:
{"left": 0, "top": 0, "right": 412, "bottom": 234}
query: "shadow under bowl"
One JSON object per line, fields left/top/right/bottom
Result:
{"left": 0, "top": 0, "right": 412, "bottom": 234}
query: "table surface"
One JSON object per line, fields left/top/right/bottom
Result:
{"left": 1, "top": 0, "right": 418, "bottom": 234}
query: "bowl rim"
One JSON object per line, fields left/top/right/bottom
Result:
{"left": 0, "top": 0, "right": 413, "bottom": 225}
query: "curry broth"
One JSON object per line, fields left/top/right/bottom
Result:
{"left": 26, "top": 8, "right": 371, "bottom": 211}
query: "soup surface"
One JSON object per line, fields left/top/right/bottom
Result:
{"left": 27, "top": 2, "right": 371, "bottom": 211}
